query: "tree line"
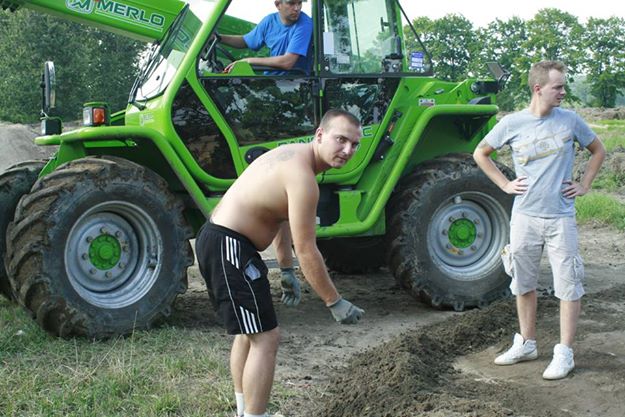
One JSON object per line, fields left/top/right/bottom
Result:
{"left": 1, "top": 7, "right": 624, "bottom": 123}
{"left": 0, "top": 9, "right": 143, "bottom": 123}
{"left": 405, "top": 8, "right": 625, "bottom": 110}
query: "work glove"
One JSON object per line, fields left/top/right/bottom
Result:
{"left": 328, "top": 297, "right": 364, "bottom": 324}
{"left": 280, "top": 268, "right": 301, "bottom": 307}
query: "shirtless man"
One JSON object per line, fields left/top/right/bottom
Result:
{"left": 195, "top": 109, "right": 365, "bottom": 417}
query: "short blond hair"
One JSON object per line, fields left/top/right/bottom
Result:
{"left": 528, "top": 61, "right": 566, "bottom": 92}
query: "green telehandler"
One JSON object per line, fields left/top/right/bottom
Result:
{"left": 0, "top": 0, "right": 514, "bottom": 338}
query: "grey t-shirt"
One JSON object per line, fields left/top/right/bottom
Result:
{"left": 485, "top": 108, "right": 596, "bottom": 217}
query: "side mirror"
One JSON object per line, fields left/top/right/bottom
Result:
{"left": 41, "top": 61, "right": 56, "bottom": 114}
{"left": 486, "top": 62, "right": 511, "bottom": 88}
{"left": 40, "top": 61, "right": 62, "bottom": 135}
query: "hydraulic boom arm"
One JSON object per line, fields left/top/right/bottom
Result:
{"left": 0, "top": 0, "right": 185, "bottom": 41}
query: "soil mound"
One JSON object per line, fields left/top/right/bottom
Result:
{"left": 307, "top": 282, "right": 625, "bottom": 417}
{"left": 0, "top": 123, "right": 55, "bottom": 171}
{"left": 577, "top": 107, "right": 625, "bottom": 121}
{"left": 307, "top": 299, "right": 523, "bottom": 417}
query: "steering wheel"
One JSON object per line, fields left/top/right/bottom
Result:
{"left": 201, "top": 32, "right": 237, "bottom": 73}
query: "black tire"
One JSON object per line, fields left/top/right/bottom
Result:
{"left": 317, "top": 236, "right": 386, "bottom": 274}
{"left": 0, "top": 160, "right": 46, "bottom": 300}
{"left": 5, "top": 157, "right": 193, "bottom": 338}
{"left": 387, "top": 153, "right": 514, "bottom": 311}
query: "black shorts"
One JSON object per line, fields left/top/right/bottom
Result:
{"left": 195, "top": 222, "right": 277, "bottom": 335}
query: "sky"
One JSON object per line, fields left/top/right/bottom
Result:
{"left": 229, "top": 1, "right": 625, "bottom": 27}
{"left": 400, "top": 0, "right": 625, "bottom": 27}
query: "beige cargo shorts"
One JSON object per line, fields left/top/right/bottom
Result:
{"left": 501, "top": 212, "right": 585, "bottom": 301}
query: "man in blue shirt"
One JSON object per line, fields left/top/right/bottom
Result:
{"left": 219, "top": 0, "right": 313, "bottom": 74}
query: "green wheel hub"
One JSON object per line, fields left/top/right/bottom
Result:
{"left": 89, "top": 234, "right": 122, "bottom": 270}
{"left": 66, "top": 204, "right": 157, "bottom": 303}
{"left": 428, "top": 193, "right": 508, "bottom": 274}
{"left": 448, "top": 218, "right": 477, "bottom": 249}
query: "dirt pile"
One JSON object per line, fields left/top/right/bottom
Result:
{"left": 306, "top": 299, "right": 522, "bottom": 417}
{"left": 307, "top": 283, "right": 625, "bottom": 417}
{"left": 577, "top": 107, "right": 625, "bottom": 121}
{"left": 0, "top": 122, "right": 55, "bottom": 171}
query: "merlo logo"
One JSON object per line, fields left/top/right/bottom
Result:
{"left": 66, "top": 0, "right": 95, "bottom": 14}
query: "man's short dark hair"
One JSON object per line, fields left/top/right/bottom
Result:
{"left": 319, "top": 109, "right": 361, "bottom": 130}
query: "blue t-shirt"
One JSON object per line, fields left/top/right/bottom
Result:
{"left": 485, "top": 108, "right": 596, "bottom": 218}
{"left": 243, "top": 12, "right": 313, "bottom": 75}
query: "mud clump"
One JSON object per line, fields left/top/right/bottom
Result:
{"left": 308, "top": 300, "right": 522, "bottom": 417}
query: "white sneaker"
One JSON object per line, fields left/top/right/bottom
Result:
{"left": 542, "top": 343, "right": 575, "bottom": 380}
{"left": 494, "top": 333, "right": 538, "bottom": 365}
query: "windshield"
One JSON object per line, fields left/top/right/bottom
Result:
{"left": 322, "top": 0, "right": 402, "bottom": 74}
{"left": 322, "top": 0, "right": 432, "bottom": 74}
{"left": 131, "top": 1, "right": 217, "bottom": 104}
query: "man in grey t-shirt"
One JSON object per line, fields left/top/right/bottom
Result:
{"left": 473, "top": 61, "right": 605, "bottom": 380}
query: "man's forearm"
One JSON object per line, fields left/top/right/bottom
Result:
{"left": 245, "top": 54, "right": 299, "bottom": 70}
{"left": 219, "top": 34, "right": 247, "bottom": 49}
{"left": 581, "top": 142, "right": 606, "bottom": 190}
{"left": 473, "top": 149, "right": 509, "bottom": 190}
{"left": 296, "top": 247, "right": 340, "bottom": 305}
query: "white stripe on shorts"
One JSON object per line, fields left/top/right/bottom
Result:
{"left": 225, "top": 236, "right": 240, "bottom": 268}
{"left": 239, "top": 306, "right": 259, "bottom": 333}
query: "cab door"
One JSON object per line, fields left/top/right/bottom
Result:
{"left": 317, "top": 0, "right": 402, "bottom": 181}
{"left": 193, "top": 0, "right": 318, "bottom": 179}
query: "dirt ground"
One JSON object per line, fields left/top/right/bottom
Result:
{"left": 171, "top": 222, "right": 625, "bottom": 417}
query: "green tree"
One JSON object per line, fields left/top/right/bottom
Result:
{"left": 405, "top": 14, "right": 478, "bottom": 81}
{"left": 0, "top": 9, "right": 144, "bottom": 123}
{"left": 403, "top": 16, "right": 435, "bottom": 69}
{"left": 476, "top": 17, "right": 528, "bottom": 110}
{"left": 582, "top": 17, "right": 625, "bottom": 108}
{"left": 522, "top": 8, "right": 584, "bottom": 102}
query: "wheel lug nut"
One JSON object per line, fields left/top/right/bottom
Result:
{"left": 115, "top": 231, "right": 122, "bottom": 238}
{"left": 89, "top": 268, "right": 96, "bottom": 275}
{"left": 81, "top": 253, "right": 88, "bottom": 260}
{"left": 105, "top": 272, "right": 112, "bottom": 278}
{"left": 100, "top": 227, "right": 108, "bottom": 234}
{"left": 448, "top": 216, "right": 455, "bottom": 222}
{"left": 86, "top": 236, "right": 93, "bottom": 243}
{"left": 471, "top": 245, "right": 477, "bottom": 251}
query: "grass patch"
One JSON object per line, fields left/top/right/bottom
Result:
{"left": 578, "top": 120, "right": 625, "bottom": 192}
{"left": 594, "top": 120, "right": 625, "bottom": 152}
{"left": 576, "top": 192, "right": 625, "bottom": 230}
{"left": 593, "top": 169, "right": 625, "bottom": 192}
{"left": 0, "top": 298, "right": 294, "bottom": 417}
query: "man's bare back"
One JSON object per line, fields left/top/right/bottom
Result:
{"left": 208, "top": 110, "right": 363, "bottom": 309}
{"left": 196, "top": 104, "right": 366, "bottom": 417}
{"left": 211, "top": 143, "right": 316, "bottom": 251}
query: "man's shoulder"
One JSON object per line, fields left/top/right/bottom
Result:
{"left": 501, "top": 109, "right": 530, "bottom": 121}
{"left": 495, "top": 109, "right": 531, "bottom": 130}
{"left": 551, "top": 107, "right": 583, "bottom": 121}
{"left": 297, "top": 12, "right": 313, "bottom": 25}
{"left": 258, "top": 12, "right": 279, "bottom": 28}
{"left": 269, "top": 144, "right": 314, "bottom": 168}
